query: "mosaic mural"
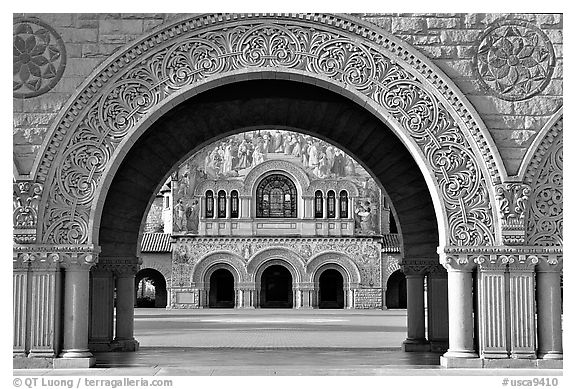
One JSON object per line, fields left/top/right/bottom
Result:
{"left": 170, "top": 129, "right": 382, "bottom": 235}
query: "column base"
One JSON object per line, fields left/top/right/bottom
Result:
{"left": 53, "top": 357, "right": 95, "bottom": 369}
{"left": 440, "top": 356, "right": 483, "bottom": 368}
{"left": 429, "top": 340, "right": 449, "bottom": 352}
{"left": 111, "top": 339, "right": 140, "bottom": 352}
{"left": 538, "top": 351, "right": 563, "bottom": 360}
{"left": 443, "top": 349, "right": 479, "bottom": 359}
{"left": 402, "top": 338, "right": 430, "bottom": 352}
{"left": 236, "top": 306, "right": 256, "bottom": 309}
{"left": 59, "top": 349, "right": 94, "bottom": 358}
{"left": 88, "top": 341, "right": 114, "bottom": 352}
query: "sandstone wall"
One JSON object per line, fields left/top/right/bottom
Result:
{"left": 13, "top": 13, "right": 562, "bottom": 177}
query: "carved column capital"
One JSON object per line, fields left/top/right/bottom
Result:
{"left": 536, "top": 254, "right": 563, "bottom": 273}
{"left": 13, "top": 181, "right": 43, "bottom": 244}
{"left": 400, "top": 258, "right": 437, "bottom": 275}
{"left": 439, "top": 253, "right": 476, "bottom": 272}
{"left": 98, "top": 256, "right": 140, "bottom": 277}
{"left": 13, "top": 244, "right": 100, "bottom": 270}
{"left": 495, "top": 183, "right": 531, "bottom": 245}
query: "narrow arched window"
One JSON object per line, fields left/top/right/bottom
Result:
{"left": 339, "top": 190, "right": 349, "bottom": 219}
{"left": 315, "top": 190, "right": 323, "bottom": 218}
{"left": 256, "top": 174, "right": 297, "bottom": 218}
{"left": 205, "top": 190, "right": 214, "bottom": 218}
{"left": 327, "top": 190, "right": 336, "bottom": 218}
{"left": 217, "top": 190, "right": 226, "bottom": 218}
{"left": 231, "top": 190, "right": 239, "bottom": 218}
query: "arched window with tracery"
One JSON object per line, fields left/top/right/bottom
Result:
{"left": 315, "top": 190, "right": 323, "bottom": 218}
{"left": 327, "top": 190, "right": 336, "bottom": 218}
{"left": 339, "top": 190, "right": 349, "bottom": 219}
{"left": 217, "top": 190, "right": 226, "bottom": 218}
{"left": 231, "top": 190, "right": 239, "bottom": 218}
{"left": 205, "top": 190, "right": 214, "bottom": 218}
{"left": 256, "top": 174, "right": 297, "bottom": 218}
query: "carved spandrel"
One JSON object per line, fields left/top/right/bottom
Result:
{"left": 36, "top": 16, "right": 496, "bottom": 248}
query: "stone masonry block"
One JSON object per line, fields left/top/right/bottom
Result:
{"left": 143, "top": 19, "right": 165, "bottom": 32}
{"left": 82, "top": 43, "right": 122, "bottom": 58}
{"left": 22, "top": 93, "right": 71, "bottom": 113}
{"left": 427, "top": 17, "right": 460, "bottom": 29}
{"left": 14, "top": 113, "right": 56, "bottom": 128}
{"left": 512, "top": 97, "right": 563, "bottom": 116}
{"left": 536, "top": 13, "right": 562, "bottom": 28}
{"left": 65, "top": 58, "right": 105, "bottom": 76}
{"left": 468, "top": 95, "right": 514, "bottom": 115}
{"left": 60, "top": 27, "right": 98, "bottom": 43}
{"left": 440, "top": 29, "right": 481, "bottom": 44}
{"left": 361, "top": 17, "right": 392, "bottom": 31}
{"left": 13, "top": 127, "right": 49, "bottom": 145}
{"left": 100, "top": 19, "right": 143, "bottom": 35}
{"left": 456, "top": 45, "right": 476, "bottom": 58}
{"left": 391, "top": 18, "right": 427, "bottom": 34}
{"left": 434, "top": 59, "right": 474, "bottom": 78}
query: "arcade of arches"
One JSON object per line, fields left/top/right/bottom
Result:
{"left": 12, "top": 13, "right": 563, "bottom": 370}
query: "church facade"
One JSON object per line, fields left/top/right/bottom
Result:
{"left": 12, "top": 13, "right": 562, "bottom": 370}
{"left": 142, "top": 129, "right": 403, "bottom": 310}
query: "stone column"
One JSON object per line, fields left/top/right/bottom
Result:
{"left": 112, "top": 263, "right": 140, "bottom": 352}
{"left": 427, "top": 265, "right": 449, "bottom": 352}
{"left": 536, "top": 256, "right": 563, "bottom": 360}
{"left": 88, "top": 266, "right": 115, "bottom": 351}
{"left": 56, "top": 252, "right": 97, "bottom": 368}
{"left": 401, "top": 262, "right": 429, "bottom": 351}
{"left": 440, "top": 254, "right": 479, "bottom": 367}
{"left": 475, "top": 255, "right": 508, "bottom": 359}
{"left": 508, "top": 255, "right": 538, "bottom": 359}
{"left": 13, "top": 253, "right": 29, "bottom": 357}
{"left": 297, "top": 283, "right": 314, "bottom": 308}
{"left": 237, "top": 283, "right": 256, "bottom": 308}
{"left": 322, "top": 196, "right": 328, "bottom": 219}
{"left": 346, "top": 288, "right": 354, "bottom": 309}
{"left": 226, "top": 195, "right": 231, "bottom": 218}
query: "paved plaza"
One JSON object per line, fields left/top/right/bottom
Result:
{"left": 14, "top": 309, "right": 563, "bottom": 376}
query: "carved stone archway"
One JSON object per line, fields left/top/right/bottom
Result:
{"left": 23, "top": 13, "right": 505, "bottom": 251}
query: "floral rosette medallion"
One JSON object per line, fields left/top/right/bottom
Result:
{"left": 13, "top": 17, "right": 67, "bottom": 98}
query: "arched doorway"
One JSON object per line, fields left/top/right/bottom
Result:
{"left": 134, "top": 269, "right": 167, "bottom": 308}
{"left": 386, "top": 270, "right": 407, "bottom": 309}
{"left": 19, "top": 13, "right": 511, "bottom": 367}
{"left": 318, "top": 269, "right": 344, "bottom": 309}
{"left": 260, "top": 264, "right": 293, "bottom": 308}
{"left": 209, "top": 268, "right": 235, "bottom": 308}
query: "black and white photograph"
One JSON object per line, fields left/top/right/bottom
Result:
{"left": 7, "top": 3, "right": 568, "bottom": 387}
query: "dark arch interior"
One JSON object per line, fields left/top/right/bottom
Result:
{"left": 319, "top": 269, "right": 344, "bottom": 309}
{"left": 209, "top": 268, "right": 235, "bottom": 308}
{"left": 99, "top": 79, "right": 438, "bottom": 258}
{"left": 385, "top": 270, "right": 407, "bottom": 309}
{"left": 260, "top": 264, "right": 293, "bottom": 308}
{"left": 135, "top": 268, "right": 167, "bottom": 308}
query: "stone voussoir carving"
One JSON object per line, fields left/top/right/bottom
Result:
{"left": 474, "top": 18, "right": 556, "bottom": 101}
{"left": 13, "top": 17, "right": 67, "bottom": 98}
{"left": 36, "top": 14, "right": 498, "bottom": 248}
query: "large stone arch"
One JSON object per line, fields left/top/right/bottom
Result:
{"left": 26, "top": 13, "right": 505, "bottom": 254}
{"left": 306, "top": 252, "right": 361, "bottom": 287}
{"left": 248, "top": 247, "right": 306, "bottom": 283}
{"left": 243, "top": 159, "right": 311, "bottom": 197}
{"left": 191, "top": 251, "right": 248, "bottom": 285}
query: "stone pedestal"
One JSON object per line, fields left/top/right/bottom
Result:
{"left": 536, "top": 257, "right": 563, "bottom": 359}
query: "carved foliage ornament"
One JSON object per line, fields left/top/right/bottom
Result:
{"left": 39, "top": 16, "right": 495, "bottom": 247}
{"left": 474, "top": 18, "right": 555, "bottom": 101}
{"left": 13, "top": 182, "right": 43, "bottom": 243}
{"left": 13, "top": 17, "right": 66, "bottom": 98}
{"left": 527, "top": 130, "right": 562, "bottom": 246}
{"left": 495, "top": 183, "right": 531, "bottom": 245}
